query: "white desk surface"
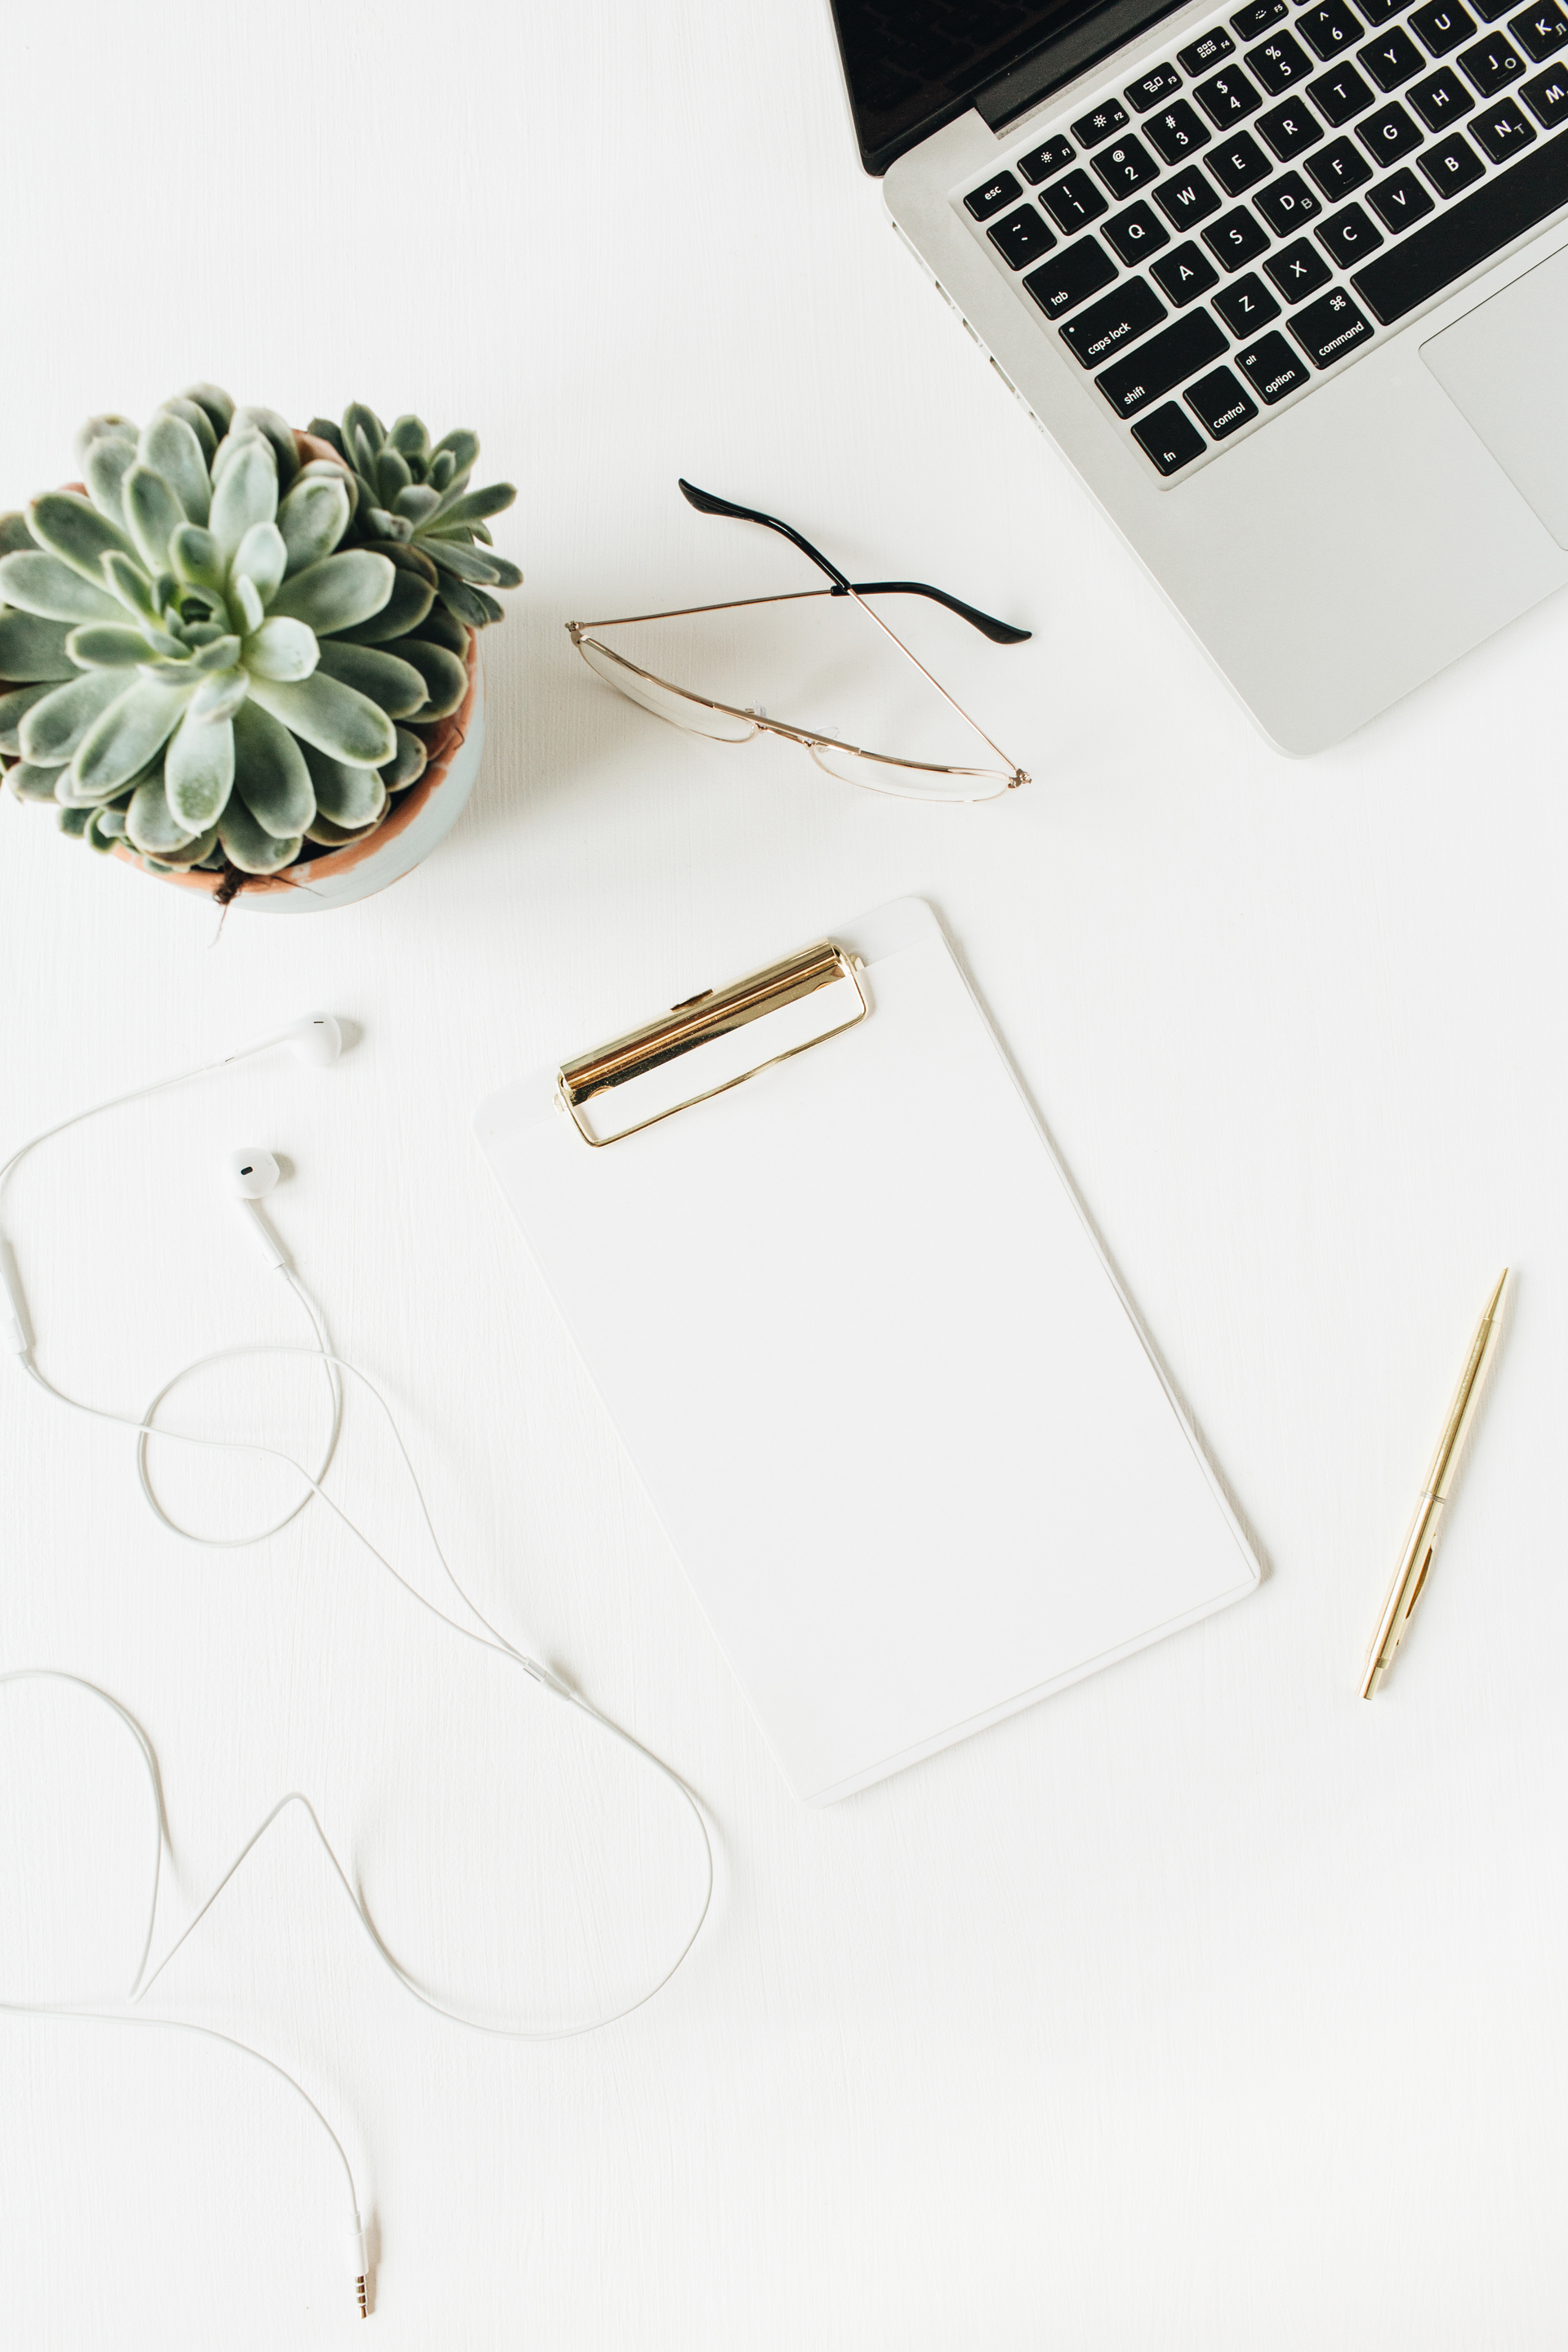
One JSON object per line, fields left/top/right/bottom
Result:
{"left": 2, "top": 5, "right": 1564, "bottom": 2347}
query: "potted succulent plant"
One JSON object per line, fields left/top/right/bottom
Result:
{"left": 0, "top": 386, "right": 519, "bottom": 911}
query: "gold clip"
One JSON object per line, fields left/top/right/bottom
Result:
{"left": 559, "top": 940, "right": 866, "bottom": 1146}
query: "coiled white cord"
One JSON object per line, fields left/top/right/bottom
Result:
{"left": 0, "top": 1043, "right": 716, "bottom": 2316}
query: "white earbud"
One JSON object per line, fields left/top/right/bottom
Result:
{"left": 224, "top": 1013, "right": 344, "bottom": 1071}
{"left": 225, "top": 1148, "right": 288, "bottom": 1268}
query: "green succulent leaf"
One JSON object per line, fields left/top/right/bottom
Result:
{"left": 247, "top": 670, "right": 396, "bottom": 768}
{"left": 29, "top": 492, "right": 136, "bottom": 587}
{"left": 270, "top": 550, "right": 392, "bottom": 634}
{"left": 58, "top": 804, "right": 91, "bottom": 837}
{"left": 82, "top": 435, "right": 139, "bottom": 530}
{"left": 168, "top": 524, "right": 225, "bottom": 594}
{"left": 64, "top": 623, "right": 154, "bottom": 668}
{"left": 430, "top": 429, "right": 480, "bottom": 479}
{"left": 232, "top": 520, "right": 287, "bottom": 602}
{"left": 232, "top": 574, "right": 265, "bottom": 635}
{"left": 301, "top": 739, "right": 388, "bottom": 828}
{"left": 216, "top": 795, "right": 303, "bottom": 872}
{"left": 304, "top": 813, "right": 378, "bottom": 846}
{"left": 345, "top": 403, "right": 385, "bottom": 458}
{"left": 435, "top": 577, "right": 500, "bottom": 630}
{"left": 411, "top": 601, "right": 469, "bottom": 657}
{"left": 84, "top": 806, "right": 121, "bottom": 853}
{"left": 188, "top": 634, "right": 243, "bottom": 675}
{"left": 374, "top": 448, "right": 413, "bottom": 505}
{"left": 0, "top": 682, "right": 57, "bottom": 755}
{"left": 189, "top": 666, "right": 249, "bottom": 723}
{"left": 390, "top": 636, "right": 468, "bottom": 719}
{"left": 381, "top": 727, "right": 428, "bottom": 792}
{"left": 71, "top": 675, "right": 189, "bottom": 794}
{"left": 388, "top": 415, "right": 431, "bottom": 464}
{"left": 231, "top": 407, "right": 299, "bottom": 492}
{"left": 424, "top": 538, "right": 504, "bottom": 586}
{"left": 231, "top": 696, "right": 317, "bottom": 835}
{"left": 97, "top": 551, "right": 160, "bottom": 626}
{"left": 245, "top": 615, "right": 318, "bottom": 682}
{"left": 209, "top": 437, "right": 278, "bottom": 562}
{"left": 277, "top": 473, "right": 351, "bottom": 576}
{"left": 183, "top": 384, "right": 234, "bottom": 439}
{"left": 164, "top": 707, "right": 236, "bottom": 831}
{"left": 157, "top": 823, "right": 221, "bottom": 868}
{"left": 161, "top": 395, "right": 218, "bottom": 463}
{"left": 340, "top": 561, "right": 436, "bottom": 644}
{"left": 7, "top": 760, "right": 65, "bottom": 801}
{"left": 0, "top": 513, "right": 38, "bottom": 557}
{"left": 0, "top": 551, "right": 122, "bottom": 623}
{"left": 305, "top": 417, "right": 347, "bottom": 458}
{"left": 435, "top": 483, "right": 517, "bottom": 527}
{"left": 394, "top": 485, "right": 441, "bottom": 525}
{"left": 314, "top": 640, "right": 428, "bottom": 719}
{"left": 0, "top": 609, "right": 80, "bottom": 682}
{"left": 123, "top": 463, "right": 186, "bottom": 573}
{"left": 140, "top": 411, "right": 212, "bottom": 526}
{"left": 126, "top": 771, "right": 199, "bottom": 856}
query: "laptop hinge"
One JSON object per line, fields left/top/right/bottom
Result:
{"left": 974, "top": 0, "right": 1189, "bottom": 131}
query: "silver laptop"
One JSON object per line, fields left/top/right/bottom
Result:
{"left": 831, "top": 0, "right": 1568, "bottom": 750}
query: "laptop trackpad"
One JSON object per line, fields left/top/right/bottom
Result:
{"left": 1422, "top": 243, "right": 1568, "bottom": 550}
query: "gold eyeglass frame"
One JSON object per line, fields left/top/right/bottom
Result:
{"left": 565, "top": 482, "right": 1031, "bottom": 803}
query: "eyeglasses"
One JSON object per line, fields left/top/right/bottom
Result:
{"left": 566, "top": 480, "right": 1031, "bottom": 803}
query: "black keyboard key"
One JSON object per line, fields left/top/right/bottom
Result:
{"left": 1357, "top": 98, "right": 1426, "bottom": 155}
{"left": 1059, "top": 276, "right": 1169, "bottom": 365}
{"left": 1205, "top": 203, "right": 1273, "bottom": 261}
{"left": 1360, "top": 0, "right": 1405, "bottom": 24}
{"left": 1307, "top": 134, "right": 1375, "bottom": 191}
{"left": 1209, "top": 128, "right": 1275, "bottom": 189}
{"left": 1255, "top": 167, "right": 1325, "bottom": 228}
{"left": 1472, "top": 91, "right": 1539, "bottom": 147}
{"left": 1018, "top": 136, "right": 1076, "bottom": 182}
{"left": 1258, "top": 96, "right": 1327, "bottom": 152}
{"left": 1132, "top": 402, "right": 1208, "bottom": 471}
{"left": 1265, "top": 234, "right": 1336, "bottom": 292}
{"left": 1249, "top": 30, "right": 1315, "bottom": 90}
{"left": 1092, "top": 134, "right": 1162, "bottom": 194}
{"left": 1410, "top": 64, "right": 1477, "bottom": 119}
{"left": 987, "top": 206, "right": 1058, "bottom": 267}
{"left": 1127, "top": 61, "right": 1184, "bottom": 109}
{"left": 1410, "top": 0, "right": 1477, "bottom": 51}
{"left": 1104, "top": 198, "right": 1173, "bottom": 260}
{"left": 1155, "top": 162, "right": 1225, "bottom": 222}
{"left": 966, "top": 172, "right": 1022, "bottom": 220}
{"left": 1316, "top": 198, "right": 1386, "bottom": 261}
{"left": 1356, "top": 125, "right": 1568, "bottom": 314}
{"left": 1308, "top": 62, "right": 1378, "bottom": 119}
{"left": 1510, "top": 1, "right": 1568, "bottom": 55}
{"left": 1213, "top": 268, "right": 1284, "bottom": 327}
{"left": 1457, "top": 28, "right": 1526, "bottom": 83}
{"left": 1366, "top": 162, "right": 1438, "bottom": 220}
{"left": 1196, "top": 66, "right": 1264, "bottom": 121}
{"left": 1521, "top": 58, "right": 1568, "bottom": 118}
{"left": 1232, "top": 0, "right": 1287, "bottom": 33}
{"left": 1418, "top": 125, "right": 1488, "bottom": 186}
{"left": 1152, "top": 238, "right": 1223, "bottom": 298}
{"left": 1236, "top": 328, "right": 1313, "bottom": 395}
{"left": 1023, "top": 234, "right": 1118, "bottom": 315}
{"left": 1095, "top": 308, "right": 1229, "bottom": 414}
{"left": 1291, "top": 283, "right": 1375, "bottom": 360}
{"left": 1179, "top": 27, "right": 1236, "bottom": 73}
{"left": 1361, "top": 25, "right": 1428, "bottom": 83}
{"left": 1041, "top": 168, "right": 1111, "bottom": 229}
{"left": 1145, "top": 98, "right": 1214, "bottom": 160}
{"left": 1299, "top": 0, "right": 1365, "bottom": 56}
{"left": 1185, "top": 361, "right": 1259, "bottom": 434}
{"left": 1072, "top": 100, "right": 1131, "bottom": 145}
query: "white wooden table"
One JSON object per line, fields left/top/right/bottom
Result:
{"left": 3, "top": 3, "right": 1565, "bottom": 2345}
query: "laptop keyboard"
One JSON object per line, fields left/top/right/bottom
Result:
{"left": 956, "top": 0, "right": 1568, "bottom": 479}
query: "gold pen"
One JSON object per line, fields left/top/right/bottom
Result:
{"left": 1361, "top": 1268, "right": 1509, "bottom": 1699}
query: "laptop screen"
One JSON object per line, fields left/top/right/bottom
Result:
{"left": 830, "top": 0, "right": 1181, "bottom": 174}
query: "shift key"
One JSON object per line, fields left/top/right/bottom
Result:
{"left": 1095, "top": 308, "right": 1228, "bottom": 416}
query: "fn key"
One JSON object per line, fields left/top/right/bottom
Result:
{"left": 1133, "top": 402, "right": 1207, "bottom": 472}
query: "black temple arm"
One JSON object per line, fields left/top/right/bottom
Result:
{"left": 677, "top": 479, "right": 1030, "bottom": 645}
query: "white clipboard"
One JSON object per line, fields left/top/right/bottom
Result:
{"left": 474, "top": 898, "right": 1259, "bottom": 1804}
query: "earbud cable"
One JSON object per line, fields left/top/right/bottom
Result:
{"left": 0, "top": 1043, "right": 715, "bottom": 2309}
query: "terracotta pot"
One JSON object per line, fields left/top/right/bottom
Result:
{"left": 108, "top": 430, "right": 489, "bottom": 914}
